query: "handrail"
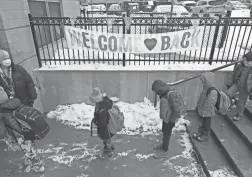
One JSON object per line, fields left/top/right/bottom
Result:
{"left": 153, "top": 60, "right": 242, "bottom": 107}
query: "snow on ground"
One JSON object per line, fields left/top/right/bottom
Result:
{"left": 45, "top": 97, "right": 236, "bottom": 176}
{"left": 209, "top": 167, "right": 236, "bottom": 177}
{"left": 47, "top": 97, "right": 189, "bottom": 136}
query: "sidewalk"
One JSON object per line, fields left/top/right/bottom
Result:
{"left": 0, "top": 118, "right": 204, "bottom": 177}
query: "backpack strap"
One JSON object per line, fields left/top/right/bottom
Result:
{"left": 206, "top": 87, "right": 221, "bottom": 110}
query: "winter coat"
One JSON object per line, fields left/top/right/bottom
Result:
{"left": 152, "top": 80, "right": 180, "bottom": 123}
{"left": 93, "top": 96, "right": 113, "bottom": 140}
{"left": 197, "top": 72, "right": 218, "bottom": 117}
{"left": 12, "top": 64, "right": 37, "bottom": 106}
{"left": 227, "top": 62, "right": 252, "bottom": 95}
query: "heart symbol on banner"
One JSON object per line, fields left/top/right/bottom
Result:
{"left": 144, "top": 38, "right": 157, "bottom": 51}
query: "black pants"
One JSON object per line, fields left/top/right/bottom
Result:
{"left": 198, "top": 117, "right": 211, "bottom": 136}
{"left": 162, "top": 121, "right": 175, "bottom": 152}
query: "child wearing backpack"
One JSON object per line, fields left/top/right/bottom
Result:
{"left": 193, "top": 72, "right": 218, "bottom": 142}
{"left": 89, "top": 87, "right": 115, "bottom": 158}
{"left": 152, "top": 80, "right": 185, "bottom": 156}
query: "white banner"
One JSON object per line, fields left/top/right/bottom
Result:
{"left": 65, "top": 26, "right": 204, "bottom": 54}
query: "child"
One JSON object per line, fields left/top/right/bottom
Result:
{"left": 226, "top": 51, "right": 252, "bottom": 121}
{"left": 89, "top": 87, "right": 115, "bottom": 158}
{"left": 152, "top": 80, "right": 185, "bottom": 155}
{"left": 193, "top": 72, "right": 218, "bottom": 142}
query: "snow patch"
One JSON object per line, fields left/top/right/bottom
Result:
{"left": 135, "top": 153, "right": 155, "bottom": 161}
{"left": 209, "top": 167, "right": 236, "bottom": 177}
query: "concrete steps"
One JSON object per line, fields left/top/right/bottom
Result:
{"left": 185, "top": 112, "right": 235, "bottom": 177}
{"left": 186, "top": 106, "right": 252, "bottom": 177}
{"left": 211, "top": 113, "right": 252, "bottom": 176}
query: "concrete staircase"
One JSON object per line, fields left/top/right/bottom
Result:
{"left": 185, "top": 106, "right": 252, "bottom": 177}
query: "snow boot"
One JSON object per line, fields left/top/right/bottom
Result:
{"left": 233, "top": 115, "right": 242, "bottom": 121}
{"left": 196, "top": 135, "right": 209, "bottom": 142}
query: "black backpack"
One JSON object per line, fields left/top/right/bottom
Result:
{"left": 13, "top": 105, "right": 50, "bottom": 140}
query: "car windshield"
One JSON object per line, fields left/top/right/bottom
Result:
{"left": 159, "top": 5, "right": 188, "bottom": 13}
{"left": 209, "top": 1, "right": 224, "bottom": 5}
{"left": 186, "top": 3, "right": 196, "bottom": 6}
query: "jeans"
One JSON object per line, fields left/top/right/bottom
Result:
{"left": 198, "top": 117, "right": 211, "bottom": 136}
{"left": 162, "top": 121, "right": 175, "bottom": 152}
{"left": 226, "top": 83, "right": 249, "bottom": 117}
{"left": 102, "top": 133, "right": 114, "bottom": 150}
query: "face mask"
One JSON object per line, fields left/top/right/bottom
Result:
{"left": 1, "top": 59, "right": 11, "bottom": 67}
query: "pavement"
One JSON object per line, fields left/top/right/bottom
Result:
{"left": 0, "top": 118, "right": 204, "bottom": 177}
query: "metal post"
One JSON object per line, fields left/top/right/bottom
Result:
{"left": 122, "top": 13, "right": 126, "bottom": 67}
{"left": 219, "top": 10, "right": 231, "bottom": 48}
{"left": 209, "top": 15, "right": 222, "bottom": 65}
{"left": 170, "top": 0, "right": 174, "bottom": 18}
{"left": 28, "top": 13, "right": 42, "bottom": 68}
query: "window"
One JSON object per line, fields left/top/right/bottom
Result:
{"left": 208, "top": 1, "right": 224, "bottom": 5}
{"left": 197, "top": 1, "right": 207, "bottom": 6}
{"left": 28, "top": 0, "right": 63, "bottom": 48}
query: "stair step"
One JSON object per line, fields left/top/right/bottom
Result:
{"left": 212, "top": 113, "right": 252, "bottom": 176}
{"left": 186, "top": 111, "right": 235, "bottom": 177}
{"left": 225, "top": 109, "right": 252, "bottom": 150}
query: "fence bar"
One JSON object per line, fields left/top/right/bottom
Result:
{"left": 209, "top": 15, "right": 222, "bottom": 65}
{"left": 28, "top": 13, "right": 42, "bottom": 68}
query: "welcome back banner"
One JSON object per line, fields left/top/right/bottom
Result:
{"left": 65, "top": 26, "right": 204, "bottom": 54}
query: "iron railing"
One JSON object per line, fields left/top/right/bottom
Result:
{"left": 28, "top": 13, "right": 252, "bottom": 67}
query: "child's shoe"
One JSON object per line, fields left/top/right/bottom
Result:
{"left": 233, "top": 115, "right": 241, "bottom": 121}
{"left": 153, "top": 144, "right": 164, "bottom": 151}
{"left": 192, "top": 132, "right": 202, "bottom": 139}
{"left": 196, "top": 135, "right": 209, "bottom": 142}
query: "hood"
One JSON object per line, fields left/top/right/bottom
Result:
{"left": 152, "top": 80, "right": 172, "bottom": 96}
{"left": 200, "top": 72, "right": 215, "bottom": 90}
{"left": 243, "top": 51, "right": 252, "bottom": 62}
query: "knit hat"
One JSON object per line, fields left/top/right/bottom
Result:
{"left": 0, "top": 50, "right": 10, "bottom": 62}
{"left": 89, "top": 87, "right": 103, "bottom": 103}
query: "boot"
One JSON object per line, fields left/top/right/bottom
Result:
{"left": 196, "top": 134, "right": 209, "bottom": 142}
{"left": 233, "top": 115, "right": 242, "bottom": 121}
{"left": 153, "top": 144, "right": 164, "bottom": 151}
{"left": 101, "top": 148, "right": 112, "bottom": 158}
{"left": 192, "top": 126, "right": 204, "bottom": 139}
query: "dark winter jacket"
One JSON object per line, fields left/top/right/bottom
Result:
{"left": 12, "top": 64, "right": 37, "bottom": 106}
{"left": 227, "top": 62, "right": 252, "bottom": 95}
{"left": 197, "top": 72, "right": 218, "bottom": 117}
{"left": 152, "top": 80, "right": 180, "bottom": 123}
{"left": 93, "top": 96, "right": 113, "bottom": 140}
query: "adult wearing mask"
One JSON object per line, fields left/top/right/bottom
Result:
{"left": 0, "top": 50, "right": 44, "bottom": 173}
{"left": 0, "top": 50, "right": 37, "bottom": 107}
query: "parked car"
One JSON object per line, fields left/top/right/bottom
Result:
{"left": 191, "top": 0, "right": 227, "bottom": 14}
{"left": 87, "top": 4, "right": 106, "bottom": 12}
{"left": 225, "top": 1, "right": 248, "bottom": 9}
{"left": 179, "top": 1, "right": 197, "bottom": 11}
{"left": 108, "top": 4, "right": 122, "bottom": 15}
{"left": 152, "top": 5, "right": 190, "bottom": 17}
{"left": 239, "top": 0, "right": 251, "bottom": 8}
{"left": 150, "top": 5, "right": 191, "bottom": 33}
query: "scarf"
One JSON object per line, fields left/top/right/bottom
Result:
{"left": 0, "top": 66, "right": 15, "bottom": 97}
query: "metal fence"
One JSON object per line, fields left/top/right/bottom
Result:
{"left": 28, "top": 13, "right": 252, "bottom": 67}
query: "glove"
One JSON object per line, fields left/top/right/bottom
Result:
{"left": 28, "top": 98, "right": 35, "bottom": 106}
